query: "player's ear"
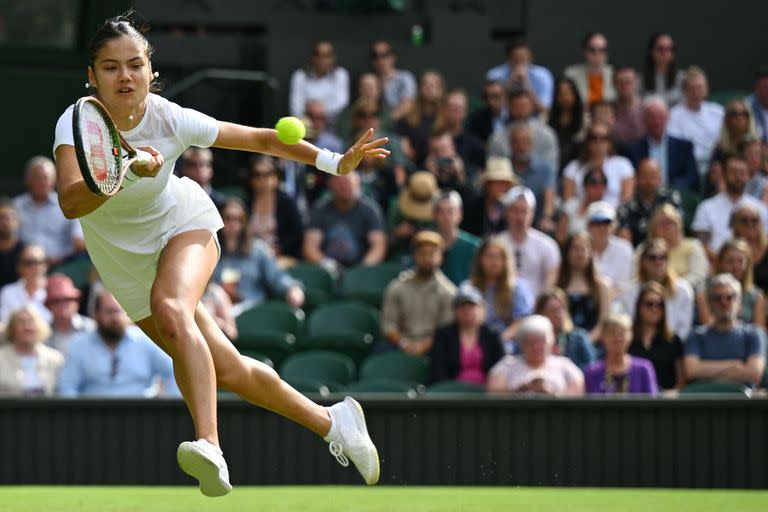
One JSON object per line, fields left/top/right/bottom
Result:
{"left": 86, "top": 66, "right": 97, "bottom": 90}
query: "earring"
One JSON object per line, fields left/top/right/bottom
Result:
{"left": 152, "top": 71, "right": 159, "bottom": 79}
{"left": 84, "top": 82, "right": 91, "bottom": 89}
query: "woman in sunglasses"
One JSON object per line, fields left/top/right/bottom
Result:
{"left": 708, "top": 99, "right": 759, "bottom": 194}
{"left": 556, "top": 166, "right": 608, "bottom": 245}
{"left": 562, "top": 121, "right": 634, "bottom": 208}
{"left": 730, "top": 202, "right": 768, "bottom": 293}
{"left": 628, "top": 281, "right": 684, "bottom": 391}
{"left": 640, "top": 33, "right": 684, "bottom": 106}
{"left": 622, "top": 238, "right": 694, "bottom": 340}
{"left": 696, "top": 238, "right": 765, "bottom": 329}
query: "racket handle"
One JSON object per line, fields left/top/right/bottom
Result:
{"left": 135, "top": 150, "right": 153, "bottom": 166}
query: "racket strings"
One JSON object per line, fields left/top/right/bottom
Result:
{"left": 81, "top": 104, "right": 121, "bottom": 194}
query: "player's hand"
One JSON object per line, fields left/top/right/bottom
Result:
{"left": 337, "top": 128, "right": 390, "bottom": 176}
{"left": 131, "top": 146, "right": 164, "bottom": 177}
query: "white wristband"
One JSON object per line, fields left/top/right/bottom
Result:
{"left": 120, "top": 169, "right": 141, "bottom": 190}
{"left": 315, "top": 148, "right": 343, "bottom": 175}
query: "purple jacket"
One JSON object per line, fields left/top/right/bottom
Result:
{"left": 584, "top": 357, "right": 659, "bottom": 395}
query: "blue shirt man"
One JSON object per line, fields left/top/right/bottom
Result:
{"left": 58, "top": 291, "right": 179, "bottom": 397}
{"left": 486, "top": 38, "right": 554, "bottom": 110}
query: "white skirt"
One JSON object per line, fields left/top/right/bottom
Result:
{"left": 83, "top": 177, "right": 223, "bottom": 321}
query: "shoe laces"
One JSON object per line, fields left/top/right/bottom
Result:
{"left": 328, "top": 441, "right": 349, "bottom": 467}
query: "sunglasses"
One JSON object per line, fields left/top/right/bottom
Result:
{"left": 738, "top": 216, "right": 760, "bottom": 225}
{"left": 371, "top": 51, "right": 392, "bottom": 59}
{"left": 711, "top": 293, "right": 735, "bottom": 303}
{"left": 250, "top": 171, "right": 275, "bottom": 179}
{"left": 587, "top": 133, "right": 610, "bottom": 141}
{"left": 727, "top": 110, "right": 749, "bottom": 118}
{"left": 642, "top": 300, "right": 664, "bottom": 309}
{"left": 644, "top": 253, "right": 668, "bottom": 262}
{"left": 20, "top": 258, "right": 46, "bottom": 266}
{"left": 585, "top": 179, "right": 607, "bottom": 186}
{"left": 654, "top": 45, "right": 674, "bottom": 53}
{"left": 587, "top": 46, "right": 607, "bottom": 53}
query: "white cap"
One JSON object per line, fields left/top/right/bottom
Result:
{"left": 586, "top": 200, "right": 616, "bottom": 223}
{"left": 501, "top": 185, "right": 536, "bottom": 211}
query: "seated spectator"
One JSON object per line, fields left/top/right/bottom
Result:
{"left": 0, "top": 198, "right": 24, "bottom": 288}
{"left": 535, "top": 288, "right": 596, "bottom": 370}
{"left": 467, "top": 80, "right": 508, "bottom": 144}
{"left": 429, "top": 285, "right": 504, "bottom": 385}
{"left": 396, "top": 69, "right": 445, "bottom": 166}
{"left": 433, "top": 89, "right": 486, "bottom": 173}
{"left": 215, "top": 198, "right": 304, "bottom": 312}
{"left": 289, "top": 40, "right": 349, "bottom": 123}
{"left": 667, "top": 67, "right": 724, "bottom": 176}
{"left": 708, "top": 100, "right": 759, "bottom": 196}
{"left": 744, "top": 136, "right": 768, "bottom": 200}
{"left": 499, "top": 186, "right": 561, "bottom": 298}
{"left": 556, "top": 233, "right": 610, "bottom": 340}
{"left": 388, "top": 171, "right": 439, "bottom": 260}
{"left": 747, "top": 66, "right": 768, "bottom": 142}
{"left": 486, "top": 36, "right": 554, "bottom": 113}
{"left": 487, "top": 315, "right": 584, "bottom": 395}
{"left": 245, "top": 156, "right": 304, "bottom": 260}
{"left": 692, "top": 154, "right": 768, "bottom": 258}
{"left": 179, "top": 147, "right": 226, "bottom": 212}
{"left": 683, "top": 274, "right": 766, "bottom": 388}
{"left": 305, "top": 99, "right": 345, "bottom": 154}
{"left": 640, "top": 33, "right": 685, "bottom": 106}
{"left": 0, "top": 306, "right": 63, "bottom": 396}
{"left": 547, "top": 77, "right": 586, "bottom": 169}
{"left": 433, "top": 191, "right": 480, "bottom": 286}
{"left": 380, "top": 231, "right": 457, "bottom": 356}
{"left": 730, "top": 202, "right": 768, "bottom": 293}
{"left": 424, "top": 132, "right": 472, "bottom": 198}
{"left": 564, "top": 32, "right": 615, "bottom": 107}
{"left": 337, "top": 72, "right": 390, "bottom": 143}
{"left": 44, "top": 274, "right": 95, "bottom": 355}
{"left": 13, "top": 156, "right": 84, "bottom": 266}
{"left": 616, "top": 158, "right": 681, "bottom": 246}
{"left": 557, "top": 166, "right": 609, "bottom": 245}
{"left": 562, "top": 122, "right": 635, "bottom": 208}
{"left": 585, "top": 313, "right": 658, "bottom": 395}
{"left": 587, "top": 201, "right": 634, "bottom": 298}
{"left": 0, "top": 244, "right": 50, "bottom": 325}
{"left": 643, "top": 204, "right": 709, "bottom": 288}
{"left": 627, "top": 96, "right": 699, "bottom": 191}
{"left": 370, "top": 40, "right": 417, "bottom": 123}
{"left": 202, "top": 280, "right": 238, "bottom": 341}
{"left": 57, "top": 291, "right": 180, "bottom": 397}
{"left": 463, "top": 236, "right": 534, "bottom": 354}
{"left": 508, "top": 122, "right": 556, "bottom": 229}
{"left": 303, "top": 172, "right": 387, "bottom": 272}
{"left": 623, "top": 239, "right": 694, "bottom": 340}
{"left": 612, "top": 66, "right": 646, "bottom": 146}
{"left": 628, "top": 282, "right": 684, "bottom": 391}
{"left": 460, "top": 157, "right": 517, "bottom": 237}
{"left": 696, "top": 239, "right": 765, "bottom": 330}
{"left": 488, "top": 88, "right": 559, "bottom": 170}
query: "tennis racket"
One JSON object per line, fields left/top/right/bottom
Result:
{"left": 72, "top": 96, "right": 153, "bottom": 196}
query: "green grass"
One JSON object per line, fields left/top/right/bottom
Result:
{"left": 0, "top": 486, "right": 766, "bottom": 512}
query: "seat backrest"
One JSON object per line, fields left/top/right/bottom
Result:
{"left": 346, "top": 378, "right": 417, "bottom": 395}
{"left": 428, "top": 380, "right": 486, "bottom": 394}
{"left": 235, "top": 300, "right": 305, "bottom": 336}
{"left": 359, "top": 352, "right": 430, "bottom": 385}
{"left": 680, "top": 380, "right": 750, "bottom": 395}
{"left": 50, "top": 259, "right": 92, "bottom": 289}
{"left": 286, "top": 263, "right": 336, "bottom": 294}
{"left": 340, "top": 263, "right": 403, "bottom": 305}
{"left": 306, "top": 301, "right": 379, "bottom": 337}
{"left": 280, "top": 350, "right": 356, "bottom": 385}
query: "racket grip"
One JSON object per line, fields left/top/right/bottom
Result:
{"left": 135, "top": 150, "right": 153, "bottom": 165}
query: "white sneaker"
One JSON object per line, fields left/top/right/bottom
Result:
{"left": 324, "top": 396, "right": 380, "bottom": 485}
{"left": 177, "top": 439, "right": 232, "bottom": 497}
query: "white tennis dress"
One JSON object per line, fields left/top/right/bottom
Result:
{"left": 52, "top": 93, "right": 224, "bottom": 321}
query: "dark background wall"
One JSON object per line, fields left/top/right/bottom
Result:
{"left": 1, "top": 0, "right": 767, "bottom": 193}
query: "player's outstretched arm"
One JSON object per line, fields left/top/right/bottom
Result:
{"left": 213, "top": 122, "right": 389, "bottom": 175}
{"left": 54, "top": 145, "right": 111, "bottom": 219}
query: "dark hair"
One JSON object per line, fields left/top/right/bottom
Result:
{"left": 579, "top": 121, "right": 614, "bottom": 163}
{"left": 581, "top": 31, "right": 604, "bottom": 50}
{"left": 582, "top": 165, "right": 607, "bottom": 186}
{"left": 507, "top": 86, "right": 532, "bottom": 103}
{"left": 643, "top": 33, "right": 677, "bottom": 93}
{"left": 89, "top": 12, "right": 154, "bottom": 68}
{"left": 217, "top": 198, "right": 253, "bottom": 257}
{"left": 632, "top": 281, "right": 672, "bottom": 343}
{"left": 556, "top": 232, "right": 602, "bottom": 316}
{"left": 370, "top": 39, "right": 394, "bottom": 58}
{"left": 505, "top": 35, "right": 530, "bottom": 56}
{"left": 547, "top": 77, "right": 584, "bottom": 140}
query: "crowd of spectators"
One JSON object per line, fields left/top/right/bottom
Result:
{"left": 1, "top": 31, "right": 768, "bottom": 398}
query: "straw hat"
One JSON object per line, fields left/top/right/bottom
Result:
{"left": 399, "top": 171, "right": 439, "bottom": 221}
{"left": 477, "top": 156, "right": 517, "bottom": 188}
{"left": 412, "top": 230, "right": 444, "bottom": 250}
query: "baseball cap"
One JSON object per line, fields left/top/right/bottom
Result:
{"left": 453, "top": 285, "right": 484, "bottom": 307}
{"left": 412, "top": 230, "right": 444, "bottom": 249}
{"left": 586, "top": 200, "right": 616, "bottom": 223}
{"left": 501, "top": 185, "right": 537, "bottom": 211}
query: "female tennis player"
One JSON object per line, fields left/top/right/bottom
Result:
{"left": 53, "top": 15, "right": 386, "bottom": 497}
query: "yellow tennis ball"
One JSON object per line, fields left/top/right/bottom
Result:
{"left": 275, "top": 116, "right": 306, "bottom": 145}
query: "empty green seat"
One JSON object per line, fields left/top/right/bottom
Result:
{"left": 302, "top": 301, "right": 378, "bottom": 363}
{"left": 50, "top": 258, "right": 92, "bottom": 289}
{"left": 280, "top": 350, "right": 356, "bottom": 386}
{"left": 346, "top": 378, "right": 419, "bottom": 397}
{"left": 680, "top": 380, "right": 750, "bottom": 395}
{"left": 359, "top": 352, "right": 429, "bottom": 386}
{"left": 214, "top": 185, "right": 248, "bottom": 201}
{"left": 235, "top": 301, "right": 305, "bottom": 369}
{"left": 286, "top": 263, "right": 336, "bottom": 310}
{"left": 428, "top": 380, "right": 486, "bottom": 394}
{"left": 340, "top": 262, "right": 403, "bottom": 308}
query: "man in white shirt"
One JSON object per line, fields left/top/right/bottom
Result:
{"left": 667, "top": 67, "right": 724, "bottom": 175}
{"left": 587, "top": 201, "right": 634, "bottom": 299}
{"left": 692, "top": 154, "right": 768, "bottom": 257}
{"left": 499, "top": 186, "right": 560, "bottom": 298}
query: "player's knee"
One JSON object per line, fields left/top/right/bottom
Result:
{"left": 150, "top": 297, "right": 189, "bottom": 340}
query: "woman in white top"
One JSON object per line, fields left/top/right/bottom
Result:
{"left": 562, "top": 122, "right": 634, "bottom": 208}
{"left": 289, "top": 40, "right": 350, "bottom": 123}
{"left": 53, "top": 15, "right": 386, "bottom": 496}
